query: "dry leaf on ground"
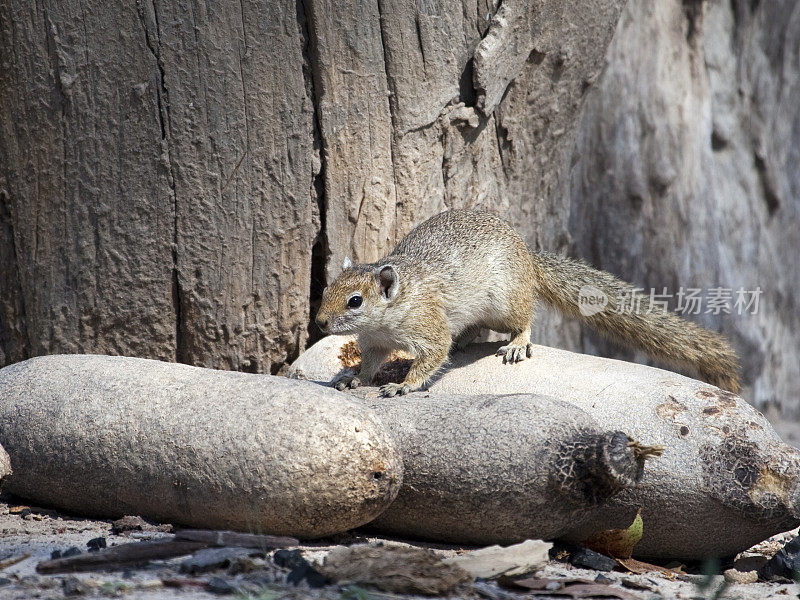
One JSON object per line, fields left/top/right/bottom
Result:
{"left": 319, "top": 545, "right": 472, "bottom": 596}
{"left": 585, "top": 509, "right": 643, "bottom": 559}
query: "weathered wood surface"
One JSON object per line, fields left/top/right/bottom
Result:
{"left": 6, "top": 1, "right": 795, "bottom": 417}
{"left": 364, "top": 392, "right": 656, "bottom": 547}
{"left": 172, "top": 529, "right": 299, "bottom": 549}
{"left": 36, "top": 540, "right": 210, "bottom": 574}
{"left": 0, "top": 0, "right": 624, "bottom": 373}
{"left": 0, "top": 354, "right": 403, "bottom": 537}
{"left": 289, "top": 335, "right": 800, "bottom": 559}
{"left": 37, "top": 529, "right": 299, "bottom": 574}
{"left": 0, "top": 0, "right": 318, "bottom": 373}
{"left": 569, "top": 0, "right": 800, "bottom": 414}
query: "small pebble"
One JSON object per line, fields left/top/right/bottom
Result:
{"left": 724, "top": 568, "right": 759, "bottom": 584}
{"left": 139, "top": 579, "right": 164, "bottom": 589}
{"left": 287, "top": 562, "right": 328, "bottom": 588}
{"left": 568, "top": 547, "right": 617, "bottom": 572}
{"left": 273, "top": 549, "right": 304, "bottom": 569}
{"left": 759, "top": 536, "right": 800, "bottom": 581}
{"left": 207, "top": 576, "right": 236, "bottom": 595}
{"left": 621, "top": 578, "right": 654, "bottom": 591}
{"left": 273, "top": 550, "right": 327, "bottom": 588}
{"left": 733, "top": 555, "right": 768, "bottom": 572}
{"left": 545, "top": 580, "right": 561, "bottom": 590}
{"left": 227, "top": 555, "right": 264, "bottom": 575}
{"left": 62, "top": 576, "right": 91, "bottom": 596}
{"left": 87, "top": 537, "right": 106, "bottom": 552}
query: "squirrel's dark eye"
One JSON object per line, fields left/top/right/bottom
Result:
{"left": 347, "top": 295, "right": 363, "bottom": 309}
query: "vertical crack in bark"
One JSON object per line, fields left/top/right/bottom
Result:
{"left": 43, "top": 9, "right": 71, "bottom": 352}
{"left": 3, "top": 8, "right": 32, "bottom": 361}
{"left": 754, "top": 152, "right": 780, "bottom": 216}
{"left": 459, "top": 57, "right": 477, "bottom": 108}
{"left": 138, "top": 0, "right": 183, "bottom": 362}
{"left": 682, "top": 0, "right": 703, "bottom": 44}
{"left": 414, "top": 11, "right": 427, "bottom": 75}
{"left": 0, "top": 189, "right": 29, "bottom": 364}
{"left": 462, "top": 0, "right": 503, "bottom": 108}
{"left": 43, "top": 11, "right": 70, "bottom": 112}
{"left": 440, "top": 126, "right": 449, "bottom": 203}
{"left": 374, "top": 0, "right": 401, "bottom": 235}
{"left": 236, "top": 0, "right": 254, "bottom": 291}
{"left": 493, "top": 112, "right": 509, "bottom": 178}
{"left": 298, "top": 0, "right": 328, "bottom": 348}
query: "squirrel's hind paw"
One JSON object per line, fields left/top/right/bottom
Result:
{"left": 380, "top": 382, "right": 411, "bottom": 397}
{"left": 496, "top": 343, "right": 533, "bottom": 364}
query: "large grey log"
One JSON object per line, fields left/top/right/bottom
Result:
{"left": 432, "top": 344, "right": 800, "bottom": 559}
{"left": 289, "top": 336, "right": 800, "bottom": 559}
{"left": 363, "top": 392, "right": 657, "bottom": 546}
{"left": 0, "top": 354, "right": 402, "bottom": 538}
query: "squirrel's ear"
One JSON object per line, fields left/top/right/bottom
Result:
{"left": 377, "top": 265, "right": 399, "bottom": 300}
{"left": 342, "top": 257, "right": 352, "bottom": 270}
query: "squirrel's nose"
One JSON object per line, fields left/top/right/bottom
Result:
{"left": 316, "top": 315, "right": 329, "bottom": 331}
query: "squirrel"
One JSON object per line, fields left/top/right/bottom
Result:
{"left": 315, "top": 209, "right": 741, "bottom": 397}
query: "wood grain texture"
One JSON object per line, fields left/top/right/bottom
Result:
{"left": 311, "top": 0, "right": 626, "bottom": 281}
{"left": 141, "top": 0, "right": 318, "bottom": 372}
{"left": 0, "top": 0, "right": 626, "bottom": 375}
{"left": 0, "top": 0, "right": 318, "bottom": 372}
{"left": 570, "top": 0, "right": 800, "bottom": 415}
{"left": 0, "top": 0, "right": 175, "bottom": 361}
{"left": 304, "top": 0, "right": 398, "bottom": 279}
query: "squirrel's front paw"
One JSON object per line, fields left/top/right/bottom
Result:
{"left": 496, "top": 342, "right": 533, "bottom": 364}
{"left": 379, "top": 382, "right": 411, "bottom": 397}
{"left": 333, "top": 373, "right": 361, "bottom": 391}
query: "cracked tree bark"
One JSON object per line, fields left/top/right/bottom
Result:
{"left": 0, "top": 0, "right": 318, "bottom": 373}
{"left": 569, "top": 0, "right": 800, "bottom": 416}
{"left": 0, "top": 0, "right": 625, "bottom": 374}
{"left": 4, "top": 1, "right": 796, "bottom": 418}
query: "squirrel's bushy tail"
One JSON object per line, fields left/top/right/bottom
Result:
{"left": 532, "top": 252, "right": 741, "bottom": 393}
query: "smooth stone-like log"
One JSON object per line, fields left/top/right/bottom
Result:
{"left": 289, "top": 336, "right": 800, "bottom": 559}
{"left": 365, "top": 393, "right": 658, "bottom": 545}
{"left": 0, "top": 354, "right": 402, "bottom": 538}
{"left": 287, "top": 334, "right": 358, "bottom": 384}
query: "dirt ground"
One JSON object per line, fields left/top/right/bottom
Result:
{"left": 0, "top": 499, "right": 797, "bottom": 600}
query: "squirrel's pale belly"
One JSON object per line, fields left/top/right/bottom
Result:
{"left": 446, "top": 301, "right": 505, "bottom": 337}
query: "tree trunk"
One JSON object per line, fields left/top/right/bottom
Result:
{"left": 569, "top": 0, "right": 800, "bottom": 416}
{"left": 0, "top": 0, "right": 318, "bottom": 373}
{"left": 6, "top": 1, "right": 797, "bottom": 417}
{"left": 0, "top": 0, "right": 624, "bottom": 372}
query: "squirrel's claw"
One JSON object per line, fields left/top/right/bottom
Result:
{"left": 497, "top": 343, "right": 533, "bottom": 364}
{"left": 333, "top": 374, "right": 361, "bottom": 391}
{"left": 380, "top": 382, "right": 411, "bottom": 397}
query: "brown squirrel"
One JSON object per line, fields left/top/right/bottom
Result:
{"left": 315, "top": 210, "right": 741, "bottom": 397}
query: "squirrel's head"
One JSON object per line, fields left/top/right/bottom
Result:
{"left": 316, "top": 258, "right": 400, "bottom": 335}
